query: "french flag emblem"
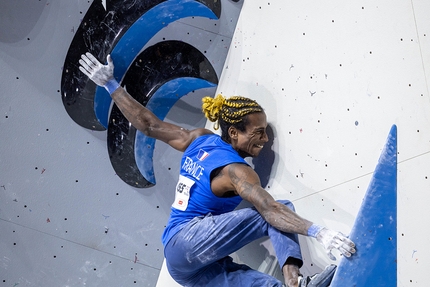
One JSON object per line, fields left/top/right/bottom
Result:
{"left": 197, "top": 149, "right": 209, "bottom": 161}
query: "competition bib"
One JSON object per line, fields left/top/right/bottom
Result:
{"left": 172, "top": 175, "right": 195, "bottom": 211}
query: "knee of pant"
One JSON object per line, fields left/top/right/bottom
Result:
{"left": 277, "top": 199, "right": 295, "bottom": 212}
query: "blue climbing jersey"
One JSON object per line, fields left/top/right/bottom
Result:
{"left": 161, "top": 134, "right": 248, "bottom": 246}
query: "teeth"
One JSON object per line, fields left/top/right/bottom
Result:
{"left": 255, "top": 144, "right": 263, "bottom": 148}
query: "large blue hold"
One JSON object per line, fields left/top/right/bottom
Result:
{"left": 95, "top": 0, "right": 219, "bottom": 128}
{"left": 330, "top": 125, "right": 397, "bottom": 286}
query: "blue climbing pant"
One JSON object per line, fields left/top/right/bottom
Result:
{"left": 164, "top": 200, "right": 303, "bottom": 286}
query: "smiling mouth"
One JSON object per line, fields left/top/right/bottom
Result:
{"left": 255, "top": 144, "right": 264, "bottom": 149}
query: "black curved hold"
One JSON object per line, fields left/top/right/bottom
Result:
{"left": 107, "top": 40, "right": 218, "bottom": 188}
{"left": 61, "top": 0, "right": 221, "bottom": 130}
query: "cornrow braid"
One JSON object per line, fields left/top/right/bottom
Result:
{"left": 201, "top": 94, "right": 264, "bottom": 142}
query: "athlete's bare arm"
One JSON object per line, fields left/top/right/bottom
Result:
{"left": 212, "top": 163, "right": 313, "bottom": 235}
{"left": 212, "top": 163, "right": 355, "bottom": 261}
{"left": 233, "top": 164, "right": 313, "bottom": 234}
{"left": 110, "top": 87, "right": 213, "bottom": 152}
{"left": 78, "top": 52, "right": 212, "bottom": 152}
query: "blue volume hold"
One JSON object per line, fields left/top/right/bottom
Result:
{"left": 330, "top": 125, "right": 397, "bottom": 286}
{"left": 94, "top": 0, "right": 218, "bottom": 128}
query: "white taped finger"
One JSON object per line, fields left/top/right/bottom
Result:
{"left": 107, "top": 54, "right": 114, "bottom": 66}
{"left": 338, "top": 233, "right": 355, "bottom": 246}
{"left": 338, "top": 245, "right": 352, "bottom": 257}
{"left": 85, "top": 52, "right": 100, "bottom": 66}
{"left": 78, "top": 59, "right": 92, "bottom": 73}
{"left": 343, "top": 243, "right": 356, "bottom": 254}
{"left": 79, "top": 65, "right": 91, "bottom": 78}
{"left": 332, "top": 240, "right": 342, "bottom": 250}
{"left": 80, "top": 54, "right": 93, "bottom": 67}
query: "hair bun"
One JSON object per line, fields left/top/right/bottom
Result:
{"left": 202, "top": 94, "right": 225, "bottom": 123}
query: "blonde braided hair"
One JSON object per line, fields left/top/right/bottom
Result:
{"left": 202, "top": 94, "right": 263, "bottom": 131}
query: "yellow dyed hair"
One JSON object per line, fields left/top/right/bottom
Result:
{"left": 202, "top": 94, "right": 263, "bottom": 130}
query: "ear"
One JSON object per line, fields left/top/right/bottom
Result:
{"left": 228, "top": 126, "right": 238, "bottom": 140}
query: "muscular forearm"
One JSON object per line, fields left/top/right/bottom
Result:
{"left": 261, "top": 201, "right": 313, "bottom": 236}
{"left": 110, "top": 87, "right": 159, "bottom": 134}
{"left": 109, "top": 85, "right": 203, "bottom": 151}
{"left": 230, "top": 164, "right": 356, "bottom": 260}
{"left": 230, "top": 164, "right": 314, "bottom": 235}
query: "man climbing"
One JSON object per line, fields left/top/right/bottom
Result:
{"left": 79, "top": 52, "right": 355, "bottom": 287}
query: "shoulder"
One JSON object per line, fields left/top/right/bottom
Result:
{"left": 224, "top": 163, "right": 259, "bottom": 185}
{"left": 216, "top": 163, "right": 259, "bottom": 190}
{"left": 189, "top": 128, "right": 215, "bottom": 142}
{"left": 224, "top": 163, "right": 274, "bottom": 206}
{"left": 211, "top": 163, "right": 256, "bottom": 197}
{"left": 172, "top": 128, "right": 214, "bottom": 152}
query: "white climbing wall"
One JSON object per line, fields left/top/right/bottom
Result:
{"left": 211, "top": 0, "right": 430, "bottom": 285}
{"left": 158, "top": 0, "right": 430, "bottom": 285}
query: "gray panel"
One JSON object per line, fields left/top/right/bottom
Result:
{"left": 0, "top": 0, "right": 242, "bottom": 285}
{"left": 0, "top": 220, "right": 159, "bottom": 286}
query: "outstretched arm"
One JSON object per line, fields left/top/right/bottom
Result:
{"left": 109, "top": 87, "right": 211, "bottom": 151}
{"left": 78, "top": 52, "right": 212, "bottom": 151}
{"left": 226, "top": 163, "right": 356, "bottom": 260}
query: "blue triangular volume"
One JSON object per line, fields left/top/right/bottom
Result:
{"left": 330, "top": 125, "right": 397, "bottom": 286}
